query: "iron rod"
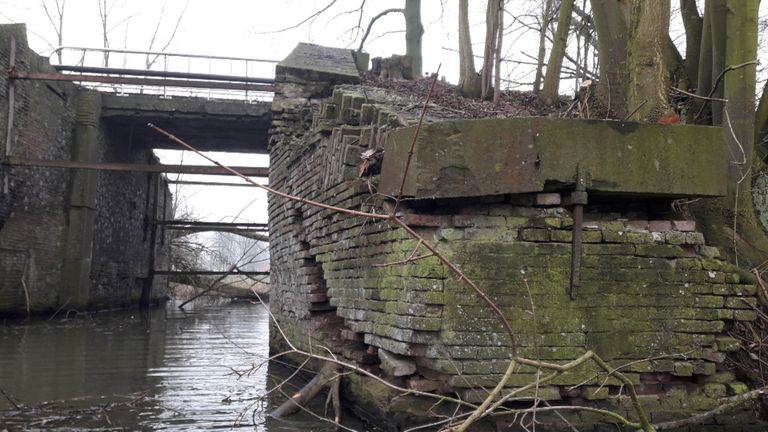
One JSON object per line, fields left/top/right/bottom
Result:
{"left": 153, "top": 270, "right": 270, "bottom": 276}
{"left": 9, "top": 71, "right": 274, "bottom": 92}
{"left": 5, "top": 157, "right": 269, "bottom": 176}
{"left": 52, "top": 65, "right": 274, "bottom": 83}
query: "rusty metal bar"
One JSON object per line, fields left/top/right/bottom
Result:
{"left": 52, "top": 65, "right": 275, "bottom": 84}
{"left": 3, "top": 37, "right": 16, "bottom": 195}
{"left": 167, "top": 180, "right": 264, "bottom": 187}
{"left": 157, "top": 221, "right": 268, "bottom": 228}
{"left": 569, "top": 165, "right": 588, "bottom": 300}
{"left": 4, "top": 157, "right": 269, "bottom": 176}
{"left": 50, "top": 46, "right": 278, "bottom": 64}
{"left": 9, "top": 71, "right": 275, "bottom": 92}
{"left": 153, "top": 270, "right": 270, "bottom": 276}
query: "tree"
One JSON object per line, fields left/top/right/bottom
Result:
{"left": 533, "top": 0, "right": 554, "bottom": 94}
{"left": 539, "top": 0, "right": 575, "bottom": 105}
{"left": 40, "top": 0, "right": 65, "bottom": 63}
{"left": 457, "top": 0, "right": 481, "bottom": 97}
{"left": 591, "top": 0, "right": 672, "bottom": 120}
{"left": 404, "top": 0, "right": 423, "bottom": 77}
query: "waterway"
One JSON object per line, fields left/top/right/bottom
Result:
{"left": 0, "top": 300, "right": 365, "bottom": 431}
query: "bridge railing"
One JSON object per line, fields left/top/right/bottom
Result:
{"left": 47, "top": 46, "right": 277, "bottom": 101}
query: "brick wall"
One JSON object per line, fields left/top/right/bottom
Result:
{"left": 0, "top": 25, "right": 168, "bottom": 315}
{"left": 268, "top": 45, "right": 765, "bottom": 430}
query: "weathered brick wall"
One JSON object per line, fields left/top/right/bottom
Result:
{"left": 0, "top": 25, "right": 168, "bottom": 315}
{"left": 89, "top": 124, "right": 170, "bottom": 308}
{"left": 0, "top": 25, "right": 74, "bottom": 313}
{"left": 269, "top": 44, "right": 764, "bottom": 430}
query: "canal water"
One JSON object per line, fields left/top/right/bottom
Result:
{"left": 0, "top": 300, "right": 366, "bottom": 431}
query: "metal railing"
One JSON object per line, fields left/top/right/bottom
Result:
{"left": 47, "top": 46, "right": 278, "bottom": 101}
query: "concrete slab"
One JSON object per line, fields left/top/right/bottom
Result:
{"left": 380, "top": 118, "right": 727, "bottom": 199}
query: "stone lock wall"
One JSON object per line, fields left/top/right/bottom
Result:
{"left": 268, "top": 44, "right": 765, "bottom": 430}
{"left": 0, "top": 24, "right": 169, "bottom": 315}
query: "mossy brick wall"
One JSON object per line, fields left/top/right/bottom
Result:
{"left": 269, "top": 45, "right": 764, "bottom": 430}
{"left": 0, "top": 25, "right": 168, "bottom": 314}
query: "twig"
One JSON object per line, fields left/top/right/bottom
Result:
{"left": 623, "top": 100, "right": 647, "bottom": 121}
{"left": 148, "top": 124, "right": 389, "bottom": 221}
{"left": 357, "top": 8, "right": 403, "bottom": 52}
{"left": 652, "top": 385, "right": 768, "bottom": 430}
{"left": 695, "top": 61, "right": 758, "bottom": 121}
{"left": 391, "top": 68, "right": 441, "bottom": 217}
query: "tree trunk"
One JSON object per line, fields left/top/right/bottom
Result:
{"left": 540, "top": 0, "right": 575, "bottom": 106}
{"left": 533, "top": 0, "right": 554, "bottom": 94}
{"left": 404, "top": 0, "right": 423, "bottom": 77}
{"left": 590, "top": 0, "right": 632, "bottom": 117}
{"left": 480, "top": 0, "right": 502, "bottom": 100}
{"left": 626, "top": 0, "right": 671, "bottom": 121}
{"left": 692, "top": 0, "right": 767, "bottom": 269}
{"left": 680, "top": 0, "right": 703, "bottom": 88}
{"left": 458, "top": 0, "right": 481, "bottom": 97}
{"left": 695, "top": 2, "right": 713, "bottom": 123}
{"left": 756, "top": 81, "right": 768, "bottom": 158}
{"left": 709, "top": 0, "right": 727, "bottom": 125}
{"left": 591, "top": 0, "right": 670, "bottom": 120}
{"left": 493, "top": 0, "right": 504, "bottom": 105}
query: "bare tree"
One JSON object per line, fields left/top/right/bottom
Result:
{"left": 533, "top": 0, "right": 554, "bottom": 93}
{"left": 539, "top": 0, "right": 575, "bottom": 105}
{"left": 40, "top": 0, "right": 65, "bottom": 63}
{"left": 144, "top": 0, "right": 188, "bottom": 69}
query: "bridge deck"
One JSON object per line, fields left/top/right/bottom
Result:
{"left": 102, "top": 94, "right": 272, "bottom": 153}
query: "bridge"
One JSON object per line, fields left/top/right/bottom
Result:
{"left": 0, "top": 24, "right": 274, "bottom": 314}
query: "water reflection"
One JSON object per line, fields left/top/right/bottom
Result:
{"left": 0, "top": 301, "right": 356, "bottom": 431}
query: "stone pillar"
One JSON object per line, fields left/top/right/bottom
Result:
{"left": 61, "top": 90, "right": 101, "bottom": 309}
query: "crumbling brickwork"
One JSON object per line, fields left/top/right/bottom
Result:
{"left": 269, "top": 44, "right": 765, "bottom": 430}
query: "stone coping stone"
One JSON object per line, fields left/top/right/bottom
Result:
{"left": 380, "top": 117, "right": 726, "bottom": 199}
{"left": 276, "top": 42, "right": 360, "bottom": 84}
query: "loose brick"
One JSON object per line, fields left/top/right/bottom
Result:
{"left": 649, "top": 220, "right": 673, "bottom": 232}
{"left": 672, "top": 220, "right": 697, "bottom": 232}
{"left": 402, "top": 213, "right": 451, "bottom": 227}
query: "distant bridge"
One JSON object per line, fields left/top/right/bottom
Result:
{"left": 0, "top": 32, "right": 276, "bottom": 312}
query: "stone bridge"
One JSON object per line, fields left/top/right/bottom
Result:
{"left": 0, "top": 23, "right": 271, "bottom": 314}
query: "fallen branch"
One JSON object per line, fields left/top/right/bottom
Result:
{"left": 270, "top": 362, "right": 342, "bottom": 418}
{"left": 651, "top": 386, "right": 768, "bottom": 430}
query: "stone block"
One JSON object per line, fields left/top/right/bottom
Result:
{"left": 626, "top": 220, "right": 649, "bottom": 230}
{"left": 673, "top": 361, "right": 694, "bottom": 376}
{"left": 520, "top": 228, "right": 550, "bottom": 242}
{"left": 716, "top": 336, "right": 742, "bottom": 352}
{"left": 665, "top": 231, "right": 687, "bottom": 245}
{"left": 379, "top": 349, "right": 417, "bottom": 377}
{"left": 379, "top": 118, "right": 727, "bottom": 199}
{"left": 535, "top": 193, "right": 561, "bottom": 206}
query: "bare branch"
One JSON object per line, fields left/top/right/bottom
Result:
{"left": 357, "top": 8, "right": 404, "bottom": 52}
